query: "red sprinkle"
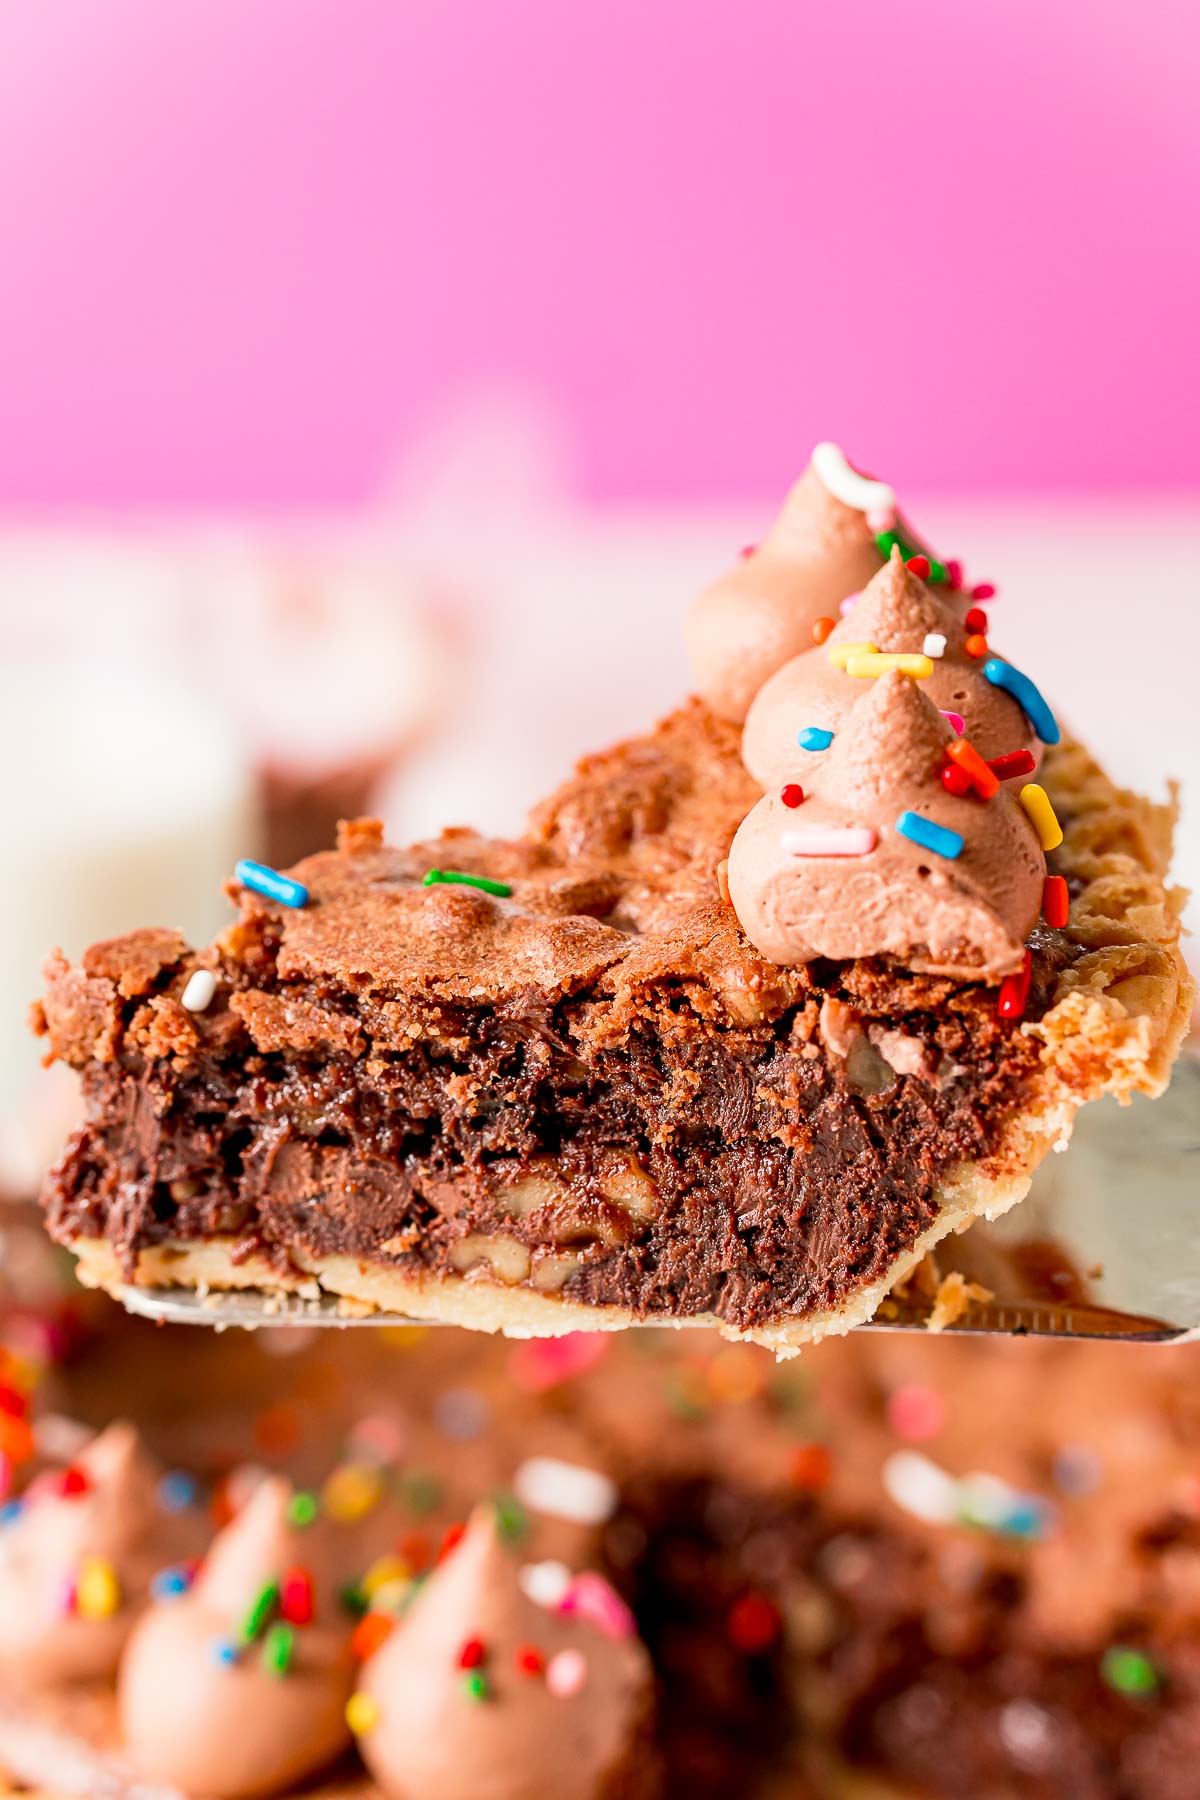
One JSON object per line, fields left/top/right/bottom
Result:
{"left": 790, "top": 1443, "right": 833, "bottom": 1491}
{"left": 59, "top": 1466, "right": 91, "bottom": 1498}
{"left": 727, "top": 1592, "right": 781, "bottom": 1655}
{"left": 940, "top": 763, "right": 972, "bottom": 798}
{"left": 946, "top": 739, "right": 1000, "bottom": 800}
{"left": 964, "top": 633, "right": 989, "bottom": 659}
{"left": 399, "top": 1531, "right": 432, "bottom": 1572}
{"left": 1043, "top": 875, "right": 1070, "bottom": 929}
{"left": 738, "top": 543, "right": 757, "bottom": 560}
{"left": 780, "top": 783, "right": 805, "bottom": 809}
{"left": 963, "top": 606, "right": 988, "bottom": 634}
{"left": 998, "top": 949, "right": 1033, "bottom": 1022}
{"left": 438, "top": 1522, "right": 467, "bottom": 1563}
{"left": 351, "top": 1612, "right": 394, "bottom": 1661}
{"left": 811, "top": 616, "right": 835, "bottom": 646}
{"left": 281, "top": 1567, "right": 314, "bottom": 1626}
{"left": 458, "top": 1636, "right": 487, "bottom": 1670}
{"left": 987, "top": 749, "right": 1037, "bottom": 782}
{"left": 0, "top": 1385, "right": 27, "bottom": 1420}
{"left": 905, "top": 555, "right": 931, "bottom": 579}
{"left": 515, "top": 1644, "right": 544, "bottom": 1677}
{"left": 970, "top": 582, "right": 996, "bottom": 601}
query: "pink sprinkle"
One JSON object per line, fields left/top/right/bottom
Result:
{"left": 509, "top": 1334, "right": 610, "bottom": 1394}
{"left": 559, "top": 1573, "right": 636, "bottom": 1641}
{"left": 945, "top": 559, "right": 964, "bottom": 591}
{"left": 738, "top": 543, "right": 757, "bottom": 560}
{"left": 940, "top": 711, "right": 965, "bottom": 735}
{"left": 886, "top": 1385, "right": 946, "bottom": 1443}
{"left": 59, "top": 1575, "right": 78, "bottom": 1618}
{"left": 866, "top": 506, "right": 896, "bottom": 533}
{"left": 782, "top": 826, "right": 878, "bottom": 858}
{"left": 546, "top": 1648, "right": 588, "bottom": 1697}
{"left": 970, "top": 582, "right": 996, "bottom": 601}
{"left": 838, "top": 592, "right": 860, "bottom": 616}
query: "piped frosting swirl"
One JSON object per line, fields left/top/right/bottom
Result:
{"left": 355, "top": 1504, "right": 656, "bottom": 1800}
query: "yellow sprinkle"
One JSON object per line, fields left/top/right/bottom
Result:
{"left": 345, "top": 1692, "right": 380, "bottom": 1736}
{"left": 322, "top": 1463, "right": 384, "bottom": 1524}
{"left": 362, "top": 1554, "right": 411, "bottom": 1599}
{"left": 76, "top": 1556, "right": 121, "bottom": 1621}
{"left": 1019, "top": 782, "right": 1064, "bottom": 851}
{"left": 844, "top": 652, "right": 934, "bottom": 679}
{"left": 826, "top": 641, "right": 878, "bottom": 669}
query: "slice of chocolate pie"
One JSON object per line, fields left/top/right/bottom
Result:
{"left": 34, "top": 451, "right": 1193, "bottom": 1351}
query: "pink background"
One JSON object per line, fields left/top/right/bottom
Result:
{"left": 0, "top": 0, "right": 1196, "bottom": 508}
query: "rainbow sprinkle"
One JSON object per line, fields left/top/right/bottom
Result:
{"left": 233, "top": 860, "right": 309, "bottom": 909}
{"left": 262, "top": 1621, "right": 294, "bottom": 1677}
{"left": 1019, "top": 783, "right": 1063, "bottom": 851}
{"left": 895, "top": 812, "right": 963, "bottom": 860}
{"left": 345, "top": 1693, "right": 380, "bottom": 1735}
{"left": 423, "top": 869, "right": 513, "bottom": 899}
{"left": 1100, "top": 1645, "right": 1159, "bottom": 1700}
{"left": 982, "top": 660, "right": 1060, "bottom": 745}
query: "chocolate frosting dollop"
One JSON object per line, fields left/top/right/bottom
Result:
{"left": 685, "top": 457, "right": 896, "bottom": 723}
{"left": 741, "top": 549, "right": 1036, "bottom": 789}
{"left": 728, "top": 669, "right": 1045, "bottom": 976}
{"left": 0, "top": 1421, "right": 203, "bottom": 1687}
{"left": 355, "top": 1505, "right": 657, "bottom": 1800}
{"left": 118, "top": 1476, "right": 355, "bottom": 1800}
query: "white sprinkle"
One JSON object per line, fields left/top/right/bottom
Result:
{"left": 923, "top": 632, "right": 947, "bottom": 659}
{"left": 811, "top": 442, "right": 896, "bottom": 521}
{"left": 514, "top": 1456, "right": 618, "bottom": 1526}
{"left": 545, "top": 1647, "right": 588, "bottom": 1697}
{"left": 881, "top": 1450, "right": 959, "bottom": 1525}
{"left": 518, "top": 1558, "right": 572, "bottom": 1609}
{"left": 181, "top": 970, "right": 217, "bottom": 1013}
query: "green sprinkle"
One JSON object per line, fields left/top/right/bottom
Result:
{"left": 491, "top": 1492, "right": 528, "bottom": 1542}
{"left": 926, "top": 557, "right": 948, "bottom": 584}
{"left": 288, "top": 1491, "right": 318, "bottom": 1527}
{"left": 1100, "top": 1645, "right": 1160, "bottom": 1699}
{"left": 874, "top": 526, "right": 946, "bottom": 582}
{"left": 422, "top": 868, "right": 513, "bottom": 899}
{"left": 340, "top": 1581, "right": 368, "bottom": 1618}
{"left": 462, "top": 1670, "right": 490, "bottom": 1702}
{"left": 398, "top": 1471, "right": 443, "bottom": 1515}
{"left": 237, "top": 1579, "right": 279, "bottom": 1645}
{"left": 261, "top": 1621, "right": 294, "bottom": 1677}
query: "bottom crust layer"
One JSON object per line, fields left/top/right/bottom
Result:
{"left": 63, "top": 1119, "right": 1051, "bottom": 1355}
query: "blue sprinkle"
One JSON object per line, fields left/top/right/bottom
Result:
{"left": 1000, "top": 1499, "right": 1054, "bottom": 1542}
{"left": 152, "top": 1565, "right": 193, "bottom": 1601}
{"left": 797, "top": 726, "right": 834, "bottom": 752}
{"left": 0, "top": 1500, "right": 22, "bottom": 1528}
{"left": 157, "top": 1471, "right": 198, "bottom": 1513}
{"left": 210, "top": 1636, "right": 238, "bottom": 1666}
{"left": 982, "top": 659, "right": 1060, "bottom": 745}
{"left": 234, "top": 859, "right": 309, "bottom": 909}
{"left": 895, "top": 812, "right": 964, "bottom": 860}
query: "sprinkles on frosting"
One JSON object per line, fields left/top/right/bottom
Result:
{"left": 423, "top": 869, "right": 513, "bottom": 899}
{"left": 234, "top": 860, "right": 309, "bottom": 909}
{"left": 798, "top": 726, "right": 834, "bottom": 752}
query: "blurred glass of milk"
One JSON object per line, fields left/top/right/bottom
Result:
{"left": 0, "top": 659, "right": 256, "bottom": 1199}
